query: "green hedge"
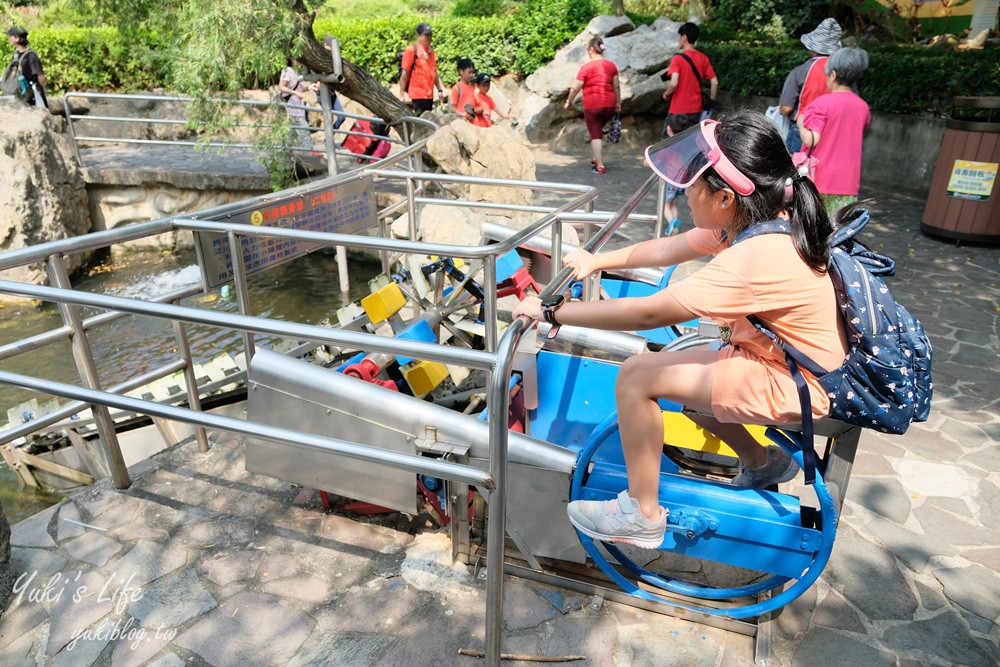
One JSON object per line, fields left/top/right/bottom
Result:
{"left": 0, "top": 27, "right": 167, "bottom": 92}
{"left": 313, "top": 0, "right": 601, "bottom": 84}
{"left": 313, "top": 15, "right": 514, "bottom": 86}
{"left": 4, "top": 19, "right": 997, "bottom": 117}
{"left": 703, "top": 41, "right": 1000, "bottom": 115}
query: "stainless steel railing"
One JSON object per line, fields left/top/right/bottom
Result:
{"left": 61, "top": 91, "right": 436, "bottom": 174}
{"left": 0, "top": 145, "right": 658, "bottom": 665}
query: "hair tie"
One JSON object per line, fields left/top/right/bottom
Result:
{"left": 783, "top": 176, "right": 794, "bottom": 202}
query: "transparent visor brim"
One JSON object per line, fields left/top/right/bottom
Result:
{"left": 644, "top": 124, "right": 712, "bottom": 190}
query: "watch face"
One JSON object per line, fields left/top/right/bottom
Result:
{"left": 541, "top": 295, "right": 564, "bottom": 308}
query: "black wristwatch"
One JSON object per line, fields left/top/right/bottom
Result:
{"left": 540, "top": 295, "right": 565, "bottom": 326}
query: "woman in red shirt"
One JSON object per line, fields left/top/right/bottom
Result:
{"left": 565, "top": 36, "right": 620, "bottom": 174}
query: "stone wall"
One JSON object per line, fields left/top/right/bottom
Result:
{"left": 87, "top": 184, "right": 265, "bottom": 252}
{"left": 0, "top": 98, "right": 92, "bottom": 298}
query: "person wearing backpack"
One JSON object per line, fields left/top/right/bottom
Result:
{"left": 797, "top": 48, "right": 871, "bottom": 218}
{"left": 5, "top": 27, "right": 47, "bottom": 110}
{"left": 449, "top": 58, "right": 477, "bottom": 121}
{"left": 777, "top": 18, "right": 842, "bottom": 153}
{"left": 514, "top": 110, "right": 930, "bottom": 548}
{"left": 398, "top": 22, "right": 445, "bottom": 114}
{"left": 660, "top": 22, "right": 717, "bottom": 234}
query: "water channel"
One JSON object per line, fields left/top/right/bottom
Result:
{"left": 0, "top": 247, "right": 381, "bottom": 522}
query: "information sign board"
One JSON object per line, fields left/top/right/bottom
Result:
{"left": 195, "top": 175, "right": 377, "bottom": 289}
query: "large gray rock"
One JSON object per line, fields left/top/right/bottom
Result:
{"left": 518, "top": 15, "right": 681, "bottom": 141}
{"left": 0, "top": 99, "right": 92, "bottom": 297}
{"left": 425, "top": 119, "right": 534, "bottom": 205}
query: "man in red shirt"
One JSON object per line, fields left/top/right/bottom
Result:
{"left": 659, "top": 22, "right": 717, "bottom": 233}
{"left": 399, "top": 22, "right": 445, "bottom": 113}
{"left": 662, "top": 22, "right": 717, "bottom": 138}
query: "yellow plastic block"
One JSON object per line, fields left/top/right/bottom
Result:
{"left": 661, "top": 411, "right": 770, "bottom": 458}
{"left": 361, "top": 282, "right": 406, "bottom": 323}
{"left": 404, "top": 360, "right": 450, "bottom": 396}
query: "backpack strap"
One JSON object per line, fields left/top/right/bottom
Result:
{"left": 730, "top": 218, "right": 827, "bottom": 485}
{"left": 678, "top": 52, "right": 704, "bottom": 88}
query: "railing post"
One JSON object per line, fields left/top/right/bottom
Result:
{"left": 172, "top": 318, "right": 210, "bottom": 452}
{"left": 485, "top": 326, "right": 517, "bottom": 667}
{"left": 63, "top": 94, "right": 83, "bottom": 164}
{"left": 406, "top": 175, "right": 422, "bottom": 315}
{"left": 483, "top": 255, "right": 497, "bottom": 353}
{"left": 655, "top": 178, "right": 666, "bottom": 238}
{"left": 319, "top": 83, "right": 339, "bottom": 178}
{"left": 45, "top": 254, "right": 130, "bottom": 489}
{"left": 226, "top": 230, "right": 255, "bottom": 362}
{"left": 319, "top": 82, "right": 351, "bottom": 298}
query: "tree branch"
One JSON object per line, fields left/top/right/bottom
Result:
{"left": 290, "top": 0, "right": 409, "bottom": 125}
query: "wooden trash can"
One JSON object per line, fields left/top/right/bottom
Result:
{"left": 922, "top": 97, "right": 1000, "bottom": 244}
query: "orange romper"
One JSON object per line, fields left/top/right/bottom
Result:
{"left": 667, "top": 227, "right": 848, "bottom": 425}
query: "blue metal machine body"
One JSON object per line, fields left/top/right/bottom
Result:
{"left": 526, "top": 349, "right": 825, "bottom": 586}
{"left": 599, "top": 277, "right": 698, "bottom": 346}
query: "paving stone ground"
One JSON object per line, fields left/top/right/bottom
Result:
{"left": 2, "top": 139, "right": 998, "bottom": 666}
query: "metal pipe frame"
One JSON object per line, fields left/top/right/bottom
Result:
{"left": 45, "top": 255, "right": 131, "bottom": 489}
{"left": 0, "top": 146, "right": 632, "bottom": 666}
{"left": 0, "top": 370, "right": 492, "bottom": 489}
{"left": 0, "top": 285, "right": 202, "bottom": 363}
{"left": 0, "top": 358, "right": 187, "bottom": 447}
{"left": 0, "top": 280, "right": 495, "bottom": 371}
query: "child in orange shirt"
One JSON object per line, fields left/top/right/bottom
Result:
{"left": 450, "top": 58, "right": 477, "bottom": 120}
{"left": 513, "top": 110, "right": 847, "bottom": 549}
{"left": 471, "top": 74, "right": 514, "bottom": 128}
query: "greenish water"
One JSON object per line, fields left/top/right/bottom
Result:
{"left": 0, "top": 247, "right": 380, "bottom": 524}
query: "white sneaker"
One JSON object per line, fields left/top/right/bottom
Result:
{"left": 731, "top": 446, "right": 799, "bottom": 488}
{"left": 566, "top": 490, "right": 666, "bottom": 549}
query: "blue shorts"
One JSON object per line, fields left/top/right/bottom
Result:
{"left": 663, "top": 185, "right": 684, "bottom": 203}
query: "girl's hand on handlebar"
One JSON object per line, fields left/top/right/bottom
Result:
{"left": 563, "top": 248, "right": 599, "bottom": 280}
{"left": 513, "top": 296, "right": 543, "bottom": 322}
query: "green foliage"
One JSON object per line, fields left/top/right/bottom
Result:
{"left": 509, "top": 0, "right": 606, "bottom": 75}
{"left": 170, "top": 0, "right": 299, "bottom": 93}
{"left": 450, "top": 0, "right": 503, "bottom": 18}
{"left": 314, "top": 15, "right": 514, "bottom": 85}
{"left": 702, "top": 41, "right": 1000, "bottom": 115}
{"left": 625, "top": 0, "right": 686, "bottom": 26}
{"left": 712, "top": 0, "right": 829, "bottom": 37}
{"left": 0, "top": 26, "right": 166, "bottom": 91}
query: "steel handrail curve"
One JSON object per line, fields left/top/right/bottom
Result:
{"left": 0, "top": 369, "right": 492, "bottom": 489}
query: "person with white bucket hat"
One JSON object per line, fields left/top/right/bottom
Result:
{"left": 777, "top": 18, "right": 842, "bottom": 153}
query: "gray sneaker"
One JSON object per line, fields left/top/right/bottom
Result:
{"left": 731, "top": 446, "right": 799, "bottom": 488}
{"left": 566, "top": 490, "right": 666, "bottom": 549}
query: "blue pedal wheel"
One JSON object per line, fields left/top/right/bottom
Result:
{"left": 569, "top": 412, "right": 838, "bottom": 619}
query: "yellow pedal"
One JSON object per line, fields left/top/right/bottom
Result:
{"left": 361, "top": 282, "right": 406, "bottom": 324}
{"left": 404, "top": 360, "right": 450, "bottom": 396}
{"left": 661, "top": 412, "right": 770, "bottom": 458}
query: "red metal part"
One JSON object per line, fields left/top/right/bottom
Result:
{"left": 343, "top": 358, "right": 398, "bottom": 391}
{"left": 496, "top": 266, "right": 541, "bottom": 300}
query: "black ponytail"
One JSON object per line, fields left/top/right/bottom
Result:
{"left": 701, "top": 110, "right": 832, "bottom": 273}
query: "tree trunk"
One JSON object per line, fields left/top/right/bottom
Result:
{"left": 610, "top": 0, "right": 625, "bottom": 17}
{"left": 291, "top": 0, "right": 410, "bottom": 126}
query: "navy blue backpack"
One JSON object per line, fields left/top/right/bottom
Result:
{"left": 732, "top": 209, "right": 933, "bottom": 484}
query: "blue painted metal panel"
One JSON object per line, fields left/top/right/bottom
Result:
{"left": 584, "top": 462, "right": 819, "bottom": 578}
{"left": 600, "top": 278, "right": 699, "bottom": 345}
{"left": 528, "top": 351, "right": 622, "bottom": 451}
